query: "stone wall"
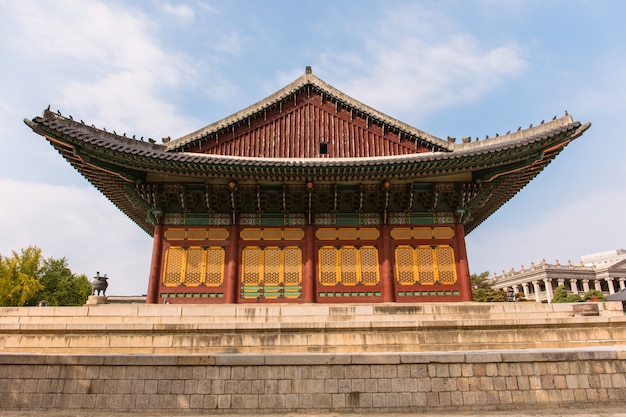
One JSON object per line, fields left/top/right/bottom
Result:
{"left": 1, "top": 349, "right": 625, "bottom": 414}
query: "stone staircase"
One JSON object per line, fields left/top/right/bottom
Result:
{"left": 0, "top": 302, "right": 624, "bottom": 354}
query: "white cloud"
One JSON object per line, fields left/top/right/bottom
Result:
{"left": 162, "top": 2, "right": 196, "bottom": 21}
{"left": 321, "top": 3, "right": 527, "bottom": 121}
{"left": 4, "top": 0, "right": 200, "bottom": 138}
{"left": 0, "top": 178, "right": 152, "bottom": 296}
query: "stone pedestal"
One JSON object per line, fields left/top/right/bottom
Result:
{"left": 85, "top": 295, "right": 108, "bottom": 305}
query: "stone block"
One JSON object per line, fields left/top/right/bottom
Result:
{"left": 438, "top": 391, "right": 451, "bottom": 406}
{"left": 338, "top": 379, "right": 351, "bottom": 393}
{"left": 216, "top": 354, "right": 265, "bottom": 366}
{"left": 372, "top": 392, "right": 386, "bottom": 407}
{"left": 305, "top": 379, "right": 325, "bottom": 394}
{"left": 427, "top": 392, "right": 441, "bottom": 407}
{"left": 409, "top": 391, "right": 426, "bottom": 406}
{"left": 284, "top": 393, "right": 298, "bottom": 408}
{"left": 170, "top": 380, "right": 189, "bottom": 395}
{"left": 203, "top": 394, "right": 218, "bottom": 409}
{"left": 122, "top": 394, "right": 136, "bottom": 409}
{"left": 352, "top": 353, "right": 400, "bottom": 365}
{"left": 263, "top": 379, "right": 278, "bottom": 394}
{"left": 232, "top": 393, "right": 259, "bottom": 409}
{"left": 324, "top": 378, "right": 338, "bottom": 393}
{"left": 377, "top": 378, "right": 391, "bottom": 392}
{"left": 224, "top": 380, "right": 238, "bottom": 394}
{"left": 216, "top": 394, "right": 231, "bottom": 408}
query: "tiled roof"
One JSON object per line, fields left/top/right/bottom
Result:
{"left": 24, "top": 70, "right": 590, "bottom": 235}
{"left": 25, "top": 110, "right": 586, "bottom": 173}
{"left": 168, "top": 68, "right": 451, "bottom": 153}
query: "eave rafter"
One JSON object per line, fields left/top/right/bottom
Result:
{"left": 24, "top": 77, "right": 590, "bottom": 236}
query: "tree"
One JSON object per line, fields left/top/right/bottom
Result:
{"left": 26, "top": 257, "right": 92, "bottom": 306}
{"left": 565, "top": 293, "right": 583, "bottom": 303}
{"left": 551, "top": 285, "right": 569, "bottom": 303}
{"left": 0, "top": 246, "right": 44, "bottom": 306}
{"left": 583, "top": 289, "right": 607, "bottom": 302}
{"left": 471, "top": 271, "right": 507, "bottom": 302}
{"left": 0, "top": 246, "right": 91, "bottom": 306}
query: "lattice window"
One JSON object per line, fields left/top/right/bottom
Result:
{"left": 360, "top": 247, "right": 380, "bottom": 285}
{"left": 395, "top": 246, "right": 416, "bottom": 285}
{"left": 185, "top": 248, "right": 204, "bottom": 286}
{"left": 205, "top": 248, "right": 225, "bottom": 286}
{"left": 435, "top": 246, "right": 457, "bottom": 284}
{"left": 283, "top": 247, "right": 302, "bottom": 285}
{"left": 341, "top": 247, "right": 358, "bottom": 285}
{"left": 416, "top": 247, "right": 436, "bottom": 284}
{"left": 317, "top": 246, "right": 379, "bottom": 286}
{"left": 264, "top": 248, "right": 281, "bottom": 285}
{"left": 163, "top": 247, "right": 184, "bottom": 286}
{"left": 394, "top": 245, "right": 457, "bottom": 286}
{"left": 242, "top": 247, "right": 262, "bottom": 284}
{"left": 319, "top": 247, "right": 338, "bottom": 285}
{"left": 241, "top": 246, "right": 303, "bottom": 299}
{"left": 163, "top": 246, "right": 225, "bottom": 287}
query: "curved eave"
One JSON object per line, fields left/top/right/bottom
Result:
{"left": 25, "top": 110, "right": 590, "bottom": 235}
{"left": 27, "top": 112, "right": 588, "bottom": 179}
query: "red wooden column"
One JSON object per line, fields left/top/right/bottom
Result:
{"left": 454, "top": 222, "right": 473, "bottom": 301}
{"left": 381, "top": 224, "right": 395, "bottom": 302}
{"left": 146, "top": 223, "right": 164, "bottom": 304}
{"left": 224, "top": 224, "right": 240, "bottom": 303}
{"left": 303, "top": 224, "right": 315, "bottom": 302}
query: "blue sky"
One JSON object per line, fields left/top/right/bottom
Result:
{"left": 1, "top": 0, "right": 624, "bottom": 296}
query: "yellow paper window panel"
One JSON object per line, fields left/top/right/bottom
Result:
{"left": 316, "top": 228, "right": 380, "bottom": 241}
{"left": 240, "top": 228, "right": 305, "bottom": 241}
{"left": 241, "top": 246, "right": 303, "bottom": 287}
{"left": 242, "top": 247, "right": 262, "bottom": 285}
{"left": 317, "top": 246, "right": 380, "bottom": 286}
{"left": 394, "top": 245, "right": 457, "bottom": 286}
{"left": 162, "top": 246, "right": 225, "bottom": 287}
{"left": 283, "top": 247, "right": 302, "bottom": 285}
{"left": 390, "top": 227, "right": 455, "bottom": 240}
{"left": 164, "top": 228, "right": 229, "bottom": 241}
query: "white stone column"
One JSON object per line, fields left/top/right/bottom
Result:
{"left": 557, "top": 278, "right": 565, "bottom": 287}
{"left": 594, "top": 280, "right": 602, "bottom": 291}
{"left": 532, "top": 280, "right": 541, "bottom": 303}
{"left": 620, "top": 278, "right": 626, "bottom": 291}
{"left": 606, "top": 278, "right": 615, "bottom": 294}
{"left": 582, "top": 279, "right": 590, "bottom": 293}
{"left": 512, "top": 285, "right": 519, "bottom": 295}
{"left": 544, "top": 278, "right": 553, "bottom": 303}
{"left": 522, "top": 283, "right": 530, "bottom": 299}
{"left": 569, "top": 279, "right": 579, "bottom": 295}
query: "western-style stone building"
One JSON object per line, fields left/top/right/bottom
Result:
{"left": 493, "top": 249, "right": 626, "bottom": 302}
{"left": 25, "top": 67, "right": 590, "bottom": 304}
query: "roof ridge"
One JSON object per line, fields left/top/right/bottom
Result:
{"left": 166, "top": 67, "right": 450, "bottom": 152}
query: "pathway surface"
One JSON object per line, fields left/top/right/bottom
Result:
{"left": 1, "top": 409, "right": 625, "bottom": 417}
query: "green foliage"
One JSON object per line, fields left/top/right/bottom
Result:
{"left": 551, "top": 286, "right": 583, "bottom": 303}
{"left": 0, "top": 247, "right": 44, "bottom": 306}
{"left": 551, "top": 285, "right": 569, "bottom": 303}
{"left": 565, "top": 293, "right": 583, "bottom": 303}
{"left": 27, "top": 257, "right": 92, "bottom": 306}
{"left": 0, "top": 246, "right": 90, "bottom": 306}
{"left": 471, "top": 271, "right": 507, "bottom": 302}
{"left": 583, "top": 289, "right": 607, "bottom": 302}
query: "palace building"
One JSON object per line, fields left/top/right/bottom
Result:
{"left": 25, "top": 67, "right": 590, "bottom": 304}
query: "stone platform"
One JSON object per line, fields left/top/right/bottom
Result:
{"left": 0, "top": 302, "right": 625, "bottom": 414}
{"left": 0, "top": 302, "right": 624, "bottom": 354}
